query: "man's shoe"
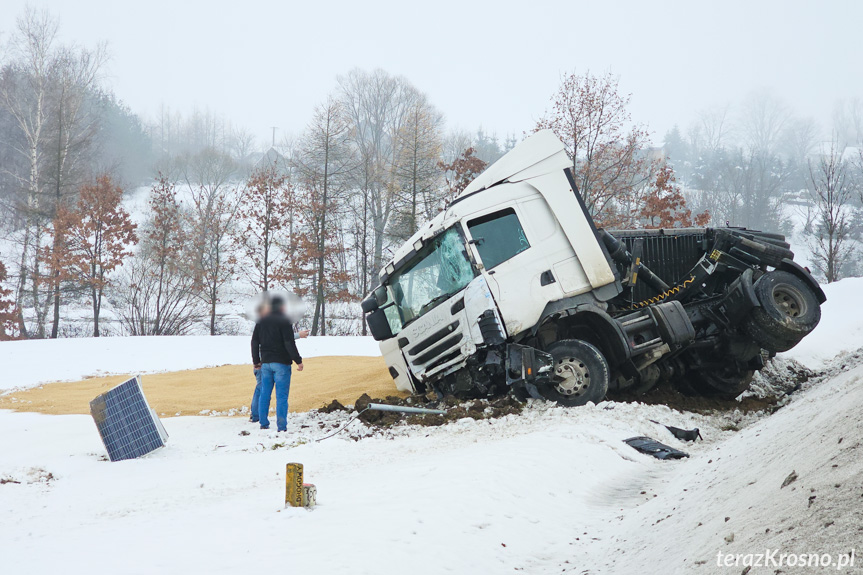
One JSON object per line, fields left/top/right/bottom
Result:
{"left": 260, "top": 425, "right": 269, "bottom": 430}
{"left": 277, "top": 428, "right": 287, "bottom": 433}
{"left": 249, "top": 417, "right": 259, "bottom": 423}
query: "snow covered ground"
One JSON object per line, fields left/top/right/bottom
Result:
{"left": 0, "top": 399, "right": 755, "bottom": 574}
{"left": 0, "top": 335, "right": 380, "bottom": 391}
{"left": 777, "top": 276, "right": 863, "bottom": 368}
{"left": 1, "top": 279, "right": 861, "bottom": 574}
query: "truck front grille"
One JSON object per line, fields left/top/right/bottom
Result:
{"left": 413, "top": 333, "right": 464, "bottom": 365}
{"left": 404, "top": 319, "right": 467, "bottom": 376}
{"left": 426, "top": 349, "right": 463, "bottom": 371}
{"left": 408, "top": 321, "right": 459, "bottom": 356}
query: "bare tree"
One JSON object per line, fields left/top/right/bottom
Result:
{"left": 807, "top": 140, "right": 854, "bottom": 283}
{"left": 179, "top": 146, "right": 237, "bottom": 198}
{"left": 0, "top": 8, "right": 59, "bottom": 337}
{"left": 186, "top": 182, "right": 241, "bottom": 335}
{"left": 234, "top": 165, "right": 295, "bottom": 292}
{"left": 441, "top": 130, "right": 473, "bottom": 165}
{"left": 339, "top": 68, "right": 419, "bottom": 303}
{"left": 295, "top": 96, "right": 355, "bottom": 335}
{"left": 0, "top": 8, "right": 107, "bottom": 338}
{"left": 229, "top": 125, "right": 257, "bottom": 161}
{"left": 110, "top": 176, "right": 203, "bottom": 335}
{"left": 45, "top": 42, "right": 107, "bottom": 338}
{"left": 738, "top": 90, "right": 790, "bottom": 156}
{"left": 535, "top": 70, "right": 654, "bottom": 225}
{"left": 392, "top": 94, "right": 444, "bottom": 238}
{"left": 784, "top": 117, "right": 820, "bottom": 168}
{"left": 832, "top": 98, "right": 863, "bottom": 146}
{"left": 697, "top": 105, "right": 731, "bottom": 152}
{"left": 111, "top": 254, "right": 203, "bottom": 336}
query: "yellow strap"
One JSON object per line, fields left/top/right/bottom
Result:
{"left": 626, "top": 276, "right": 695, "bottom": 310}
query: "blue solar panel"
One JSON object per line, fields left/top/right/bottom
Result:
{"left": 90, "top": 376, "right": 167, "bottom": 462}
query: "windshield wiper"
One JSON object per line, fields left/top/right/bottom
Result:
{"left": 402, "top": 293, "right": 455, "bottom": 328}
{"left": 421, "top": 293, "right": 455, "bottom": 314}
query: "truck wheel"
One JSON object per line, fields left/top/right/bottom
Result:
{"left": 744, "top": 271, "right": 820, "bottom": 351}
{"left": 689, "top": 366, "right": 754, "bottom": 399}
{"left": 742, "top": 321, "right": 800, "bottom": 353}
{"left": 540, "top": 339, "right": 609, "bottom": 406}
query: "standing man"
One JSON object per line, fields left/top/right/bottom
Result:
{"left": 249, "top": 298, "right": 309, "bottom": 423}
{"left": 251, "top": 295, "right": 304, "bottom": 431}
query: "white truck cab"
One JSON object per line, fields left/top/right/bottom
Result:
{"left": 363, "top": 131, "right": 824, "bottom": 404}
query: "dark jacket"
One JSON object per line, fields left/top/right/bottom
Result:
{"left": 251, "top": 311, "right": 303, "bottom": 366}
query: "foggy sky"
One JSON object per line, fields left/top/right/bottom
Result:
{"left": 2, "top": 0, "right": 861, "bottom": 146}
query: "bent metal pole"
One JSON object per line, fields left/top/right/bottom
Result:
{"left": 366, "top": 403, "right": 446, "bottom": 415}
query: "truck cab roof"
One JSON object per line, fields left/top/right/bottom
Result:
{"left": 381, "top": 129, "right": 573, "bottom": 281}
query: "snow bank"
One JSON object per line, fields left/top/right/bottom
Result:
{"left": 781, "top": 277, "right": 863, "bottom": 369}
{"left": 0, "top": 335, "right": 380, "bottom": 391}
{"left": 594, "top": 359, "right": 863, "bottom": 573}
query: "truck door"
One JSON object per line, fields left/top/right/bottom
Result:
{"left": 463, "top": 206, "right": 552, "bottom": 335}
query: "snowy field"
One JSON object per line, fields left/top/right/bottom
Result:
{"left": 0, "top": 335, "right": 380, "bottom": 391}
{"left": 1, "top": 280, "right": 861, "bottom": 574}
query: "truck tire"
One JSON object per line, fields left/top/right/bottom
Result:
{"left": 742, "top": 322, "right": 800, "bottom": 353}
{"left": 743, "top": 271, "right": 820, "bottom": 351}
{"left": 688, "top": 366, "right": 755, "bottom": 399}
{"left": 540, "top": 339, "right": 609, "bottom": 407}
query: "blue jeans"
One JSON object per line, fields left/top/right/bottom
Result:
{"left": 250, "top": 368, "right": 262, "bottom": 422}
{"left": 259, "top": 362, "right": 292, "bottom": 431}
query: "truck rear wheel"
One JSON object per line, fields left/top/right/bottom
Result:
{"left": 540, "top": 339, "right": 609, "bottom": 407}
{"left": 743, "top": 271, "right": 820, "bottom": 351}
{"left": 686, "top": 366, "right": 754, "bottom": 399}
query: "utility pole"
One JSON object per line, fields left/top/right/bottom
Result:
{"left": 271, "top": 126, "right": 278, "bottom": 148}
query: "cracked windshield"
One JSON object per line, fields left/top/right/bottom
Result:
{"left": 385, "top": 228, "right": 476, "bottom": 332}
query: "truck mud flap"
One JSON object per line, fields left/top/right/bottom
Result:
{"left": 709, "top": 268, "right": 760, "bottom": 327}
{"left": 778, "top": 259, "right": 827, "bottom": 304}
{"left": 624, "top": 436, "right": 689, "bottom": 459}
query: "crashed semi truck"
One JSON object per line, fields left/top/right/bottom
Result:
{"left": 361, "top": 130, "right": 825, "bottom": 406}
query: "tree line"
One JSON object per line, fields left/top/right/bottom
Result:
{"left": 3, "top": 8, "right": 859, "bottom": 340}
{"left": 662, "top": 92, "right": 863, "bottom": 283}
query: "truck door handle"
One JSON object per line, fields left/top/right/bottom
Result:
{"left": 540, "top": 270, "right": 556, "bottom": 286}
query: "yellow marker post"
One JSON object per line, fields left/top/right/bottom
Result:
{"left": 285, "top": 463, "right": 304, "bottom": 508}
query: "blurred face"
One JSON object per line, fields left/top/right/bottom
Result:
{"left": 256, "top": 301, "right": 271, "bottom": 320}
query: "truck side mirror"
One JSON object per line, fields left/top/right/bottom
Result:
{"left": 361, "top": 294, "right": 379, "bottom": 313}
{"left": 362, "top": 286, "right": 389, "bottom": 313}
{"left": 373, "top": 285, "right": 388, "bottom": 306}
{"left": 366, "top": 308, "right": 393, "bottom": 342}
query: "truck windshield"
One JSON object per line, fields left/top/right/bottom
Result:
{"left": 385, "top": 227, "right": 476, "bottom": 329}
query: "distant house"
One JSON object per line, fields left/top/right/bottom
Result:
{"left": 646, "top": 146, "right": 668, "bottom": 163}
{"left": 253, "top": 147, "right": 290, "bottom": 173}
{"left": 813, "top": 141, "right": 861, "bottom": 163}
